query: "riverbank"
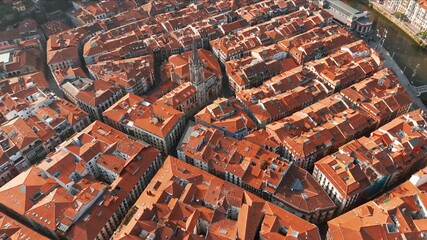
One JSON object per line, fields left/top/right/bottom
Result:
{"left": 370, "top": 42, "right": 427, "bottom": 111}
{"left": 368, "top": 1, "right": 427, "bottom": 48}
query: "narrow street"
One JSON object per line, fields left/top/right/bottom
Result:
{"left": 40, "top": 36, "right": 64, "bottom": 98}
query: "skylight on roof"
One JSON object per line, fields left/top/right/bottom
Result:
{"left": 291, "top": 230, "right": 299, "bottom": 237}
{"left": 291, "top": 178, "right": 304, "bottom": 191}
{"left": 301, "top": 192, "right": 308, "bottom": 200}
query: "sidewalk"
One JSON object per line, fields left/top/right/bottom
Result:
{"left": 369, "top": 41, "right": 427, "bottom": 111}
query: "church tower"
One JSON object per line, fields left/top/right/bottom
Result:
{"left": 189, "top": 40, "right": 207, "bottom": 106}
{"left": 189, "top": 40, "right": 204, "bottom": 85}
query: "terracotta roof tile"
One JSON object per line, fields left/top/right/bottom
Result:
{"left": 113, "top": 156, "right": 320, "bottom": 240}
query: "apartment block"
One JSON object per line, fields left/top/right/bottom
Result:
{"left": 177, "top": 124, "right": 336, "bottom": 223}
{"left": 340, "top": 68, "right": 413, "bottom": 128}
{"left": 88, "top": 55, "right": 155, "bottom": 95}
{"left": 103, "top": 93, "right": 186, "bottom": 154}
{"left": 112, "top": 156, "right": 322, "bottom": 240}
{"left": 327, "top": 167, "right": 427, "bottom": 239}
{"left": 195, "top": 97, "right": 257, "bottom": 139}
{"left": 264, "top": 93, "right": 375, "bottom": 169}
{"left": 73, "top": 80, "right": 124, "bottom": 120}
{"left": 0, "top": 121, "right": 163, "bottom": 240}
{"left": 313, "top": 110, "right": 427, "bottom": 214}
{"left": 0, "top": 211, "right": 49, "bottom": 239}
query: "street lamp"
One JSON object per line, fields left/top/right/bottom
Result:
{"left": 376, "top": 29, "right": 382, "bottom": 50}
{"left": 377, "top": 28, "right": 388, "bottom": 50}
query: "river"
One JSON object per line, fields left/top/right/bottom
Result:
{"left": 343, "top": 0, "right": 427, "bottom": 102}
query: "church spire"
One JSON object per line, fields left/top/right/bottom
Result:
{"left": 191, "top": 39, "right": 201, "bottom": 64}
{"left": 189, "top": 39, "right": 203, "bottom": 85}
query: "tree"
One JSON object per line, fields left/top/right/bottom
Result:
{"left": 417, "top": 31, "right": 427, "bottom": 39}
{"left": 393, "top": 12, "right": 406, "bottom": 21}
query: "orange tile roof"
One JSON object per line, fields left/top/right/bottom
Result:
{"left": 158, "top": 82, "right": 197, "bottom": 109}
{"left": 273, "top": 163, "right": 336, "bottom": 215}
{"left": 53, "top": 67, "right": 87, "bottom": 85}
{"left": 178, "top": 122, "right": 334, "bottom": 218}
{"left": 1, "top": 118, "right": 40, "bottom": 150}
{"left": 163, "top": 48, "right": 222, "bottom": 83}
{"left": 133, "top": 101, "right": 184, "bottom": 138}
{"left": 47, "top": 46, "right": 79, "bottom": 65}
{"left": 0, "top": 167, "right": 57, "bottom": 214}
{"left": 89, "top": 55, "right": 154, "bottom": 89}
{"left": 113, "top": 156, "right": 320, "bottom": 240}
{"left": 4, "top": 71, "right": 49, "bottom": 93}
{"left": 315, "top": 110, "right": 427, "bottom": 200}
{"left": 39, "top": 150, "right": 85, "bottom": 182}
{"left": 263, "top": 94, "right": 353, "bottom": 151}
{"left": 0, "top": 118, "right": 162, "bottom": 239}
{"left": 195, "top": 97, "right": 256, "bottom": 134}
{"left": 66, "top": 152, "right": 161, "bottom": 240}
{"left": 103, "top": 93, "right": 151, "bottom": 124}
{"left": 328, "top": 178, "right": 427, "bottom": 240}
{"left": 0, "top": 211, "right": 49, "bottom": 239}
{"left": 25, "top": 179, "right": 106, "bottom": 231}
{"left": 34, "top": 99, "right": 88, "bottom": 129}
{"left": 304, "top": 41, "right": 381, "bottom": 91}
{"left": 25, "top": 116, "right": 57, "bottom": 142}
{"left": 75, "top": 80, "right": 121, "bottom": 107}
{"left": 340, "top": 68, "right": 412, "bottom": 124}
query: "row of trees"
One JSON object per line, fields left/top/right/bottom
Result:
{"left": 391, "top": 12, "right": 427, "bottom": 40}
